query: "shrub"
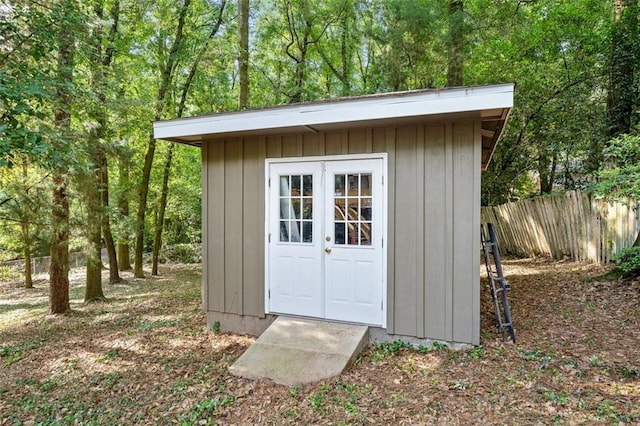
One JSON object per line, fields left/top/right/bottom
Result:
{"left": 161, "top": 244, "right": 202, "bottom": 264}
{"left": 612, "top": 246, "right": 640, "bottom": 277}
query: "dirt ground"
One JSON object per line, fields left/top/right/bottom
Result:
{"left": 1, "top": 259, "right": 638, "bottom": 425}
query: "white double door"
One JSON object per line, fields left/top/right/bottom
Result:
{"left": 267, "top": 157, "right": 385, "bottom": 326}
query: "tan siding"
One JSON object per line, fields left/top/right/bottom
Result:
{"left": 444, "top": 123, "right": 454, "bottom": 341}
{"left": 224, "top": 139, "right": 243, "bottom": 314}
{"left": 415, "top": 125, "right": 425, "bottom": 338}
{"left": 423, "top": 124, "right": 448, "bottom": 340}
{"left": 242, "top": 137, "right": 265, "bottom": 317}
{"left": 393, "top": 126, "right": 419, "bottom": 337}
{"left": 282, "top": 134, "right": 303, "bottom": 157}
{"left": 303, "top": 133, "right": 322, "bottom": 156}
{"left": 266, "top": 135, "right": 282, "bottom": 158}
{"left": 380, "top": 127, "right": 397, "bottom": 333}
{"left": 208, "top": 140, "right": 225, "bottom": 312}
{"left": 201, "top": 144, "right": 209, "bottom": 311}
{"left": 451, "top": 122, "right": 476, "bottom": 344}
{"left": 348, "top": 129, "right": 367, "bottom": 153}
{"left": 472, "top": 122, "right": 482, "bottom": 345}
{"left": 325, "top": 131, "right": 348, "bottom": 155}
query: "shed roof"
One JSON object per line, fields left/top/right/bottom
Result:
{"left": 153, "top": 83, "right": 514, "bottom": 170}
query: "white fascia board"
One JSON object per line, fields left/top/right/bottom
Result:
{"left": 153, "top": 84, "right": 514, "bottom": 140}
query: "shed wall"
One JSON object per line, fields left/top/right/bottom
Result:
{"left": 202, "top": 122, "right": 481, "bottom": 344}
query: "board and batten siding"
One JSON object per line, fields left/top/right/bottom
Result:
{"left": 201, "top": 121, "right": 482, "bottom": 345}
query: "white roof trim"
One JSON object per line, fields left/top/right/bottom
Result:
{"left": 153, "top": 84, "right": 514, "bottom": 141}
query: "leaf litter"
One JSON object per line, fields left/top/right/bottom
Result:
{"left": 0, "top": 259, "right": 638, "bottom": 424}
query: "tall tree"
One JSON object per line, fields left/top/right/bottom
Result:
{"left": 133, "top": 0, "right": 192, "bottom": 278}
{"left": 238, "top": 0, "right": 250, "bottom": 109}
{"left": 151, "top": 1, "right": 226, "bottom": 275}
{"left": 49, "top": 0, "right": 75, "bottom": 314}
{"left": 607, "top": 0, "right": 638, "bottom": 139}
{"left": 447, "top": 0, "right": 464, "bottom": 86}
{"left": 117, "top": 155, "right": 132, "bottom": 270}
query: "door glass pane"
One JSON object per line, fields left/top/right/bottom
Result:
{"left": 280, "top": 198, "right": 291, "bottom": 219}
{"left": 303, "top": 198, "right": 313, "bottom": 219}
{"left": 332, "top": 172, "right": 374, "bottom": 247}
{"left": 335, "top": 222, "right": 345, "bottom": 245}
{"left": 290, "top": 220, "right": 301, "bottom": 243}
{"left": 292, "top": 198, "right": 301, "bottom": 219}
{"left": 334, "top": 174, "right": 345, "bottom": 196}
{"left": 334, "top": 198, "right": 346, "bottom": 220}
{"left": 302, "top": 221, "right": 313, "bottom": 243}
{"left": 279, "top": 176, "right": 289, "bottom": 196}
{"left": 279, "top": 221, "right": 289, "bottom": 242}
{"left": 291, "top": 175, "right": 301, "bottom": 195}
{"left": 348, "top": 223, "right": 358, "bottom": 245}
{"left": 360, "top": 198, "right": 372, "bottom": 220}
{"left": 361, "top": 174, "right": 371, "bottom": 196}
{"left": 360, "top": 222, "right": 372, "bottom": 246}
{"left": 303, "top": 175, "right": 313, "bottom": 195}
{"left": 278, "top": 174, "right": 313, "bottom": 244}
{"left": 348, "top": 174, "right": 359, "bottom": 194}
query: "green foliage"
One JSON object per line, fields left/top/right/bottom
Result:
{"left": 0, "top": 343, "right": 39, "bottom": 365}
{"left": 612, "top": 247, "right": 640, "bottom": 277}
{"left": 137, "top": 319, "right": 178, "bottom": 331}
{"left": 375, "top": 339, "right": 413, "bottom": 357}
{"left": 182, "top": 395, "right": 235, "bottom": 425}
{"left": 592, "top": 134, "right": 640, "bottom": 200}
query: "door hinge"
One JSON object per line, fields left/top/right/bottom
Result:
{"left": 382, "top": 175, "right": 384, "bottom": 185}
{"left": 268, "top": 178, "right": 271, "bottom": 187}
{"left": 381, "top": 300, "right": 383, "bottom": 310}
{"left": 381, "top": 238, "right": 384, "bottom": 248}
{"left": 268, "top": 289, "right": 271, "bottom": 299}
{"left": 268, "top": 233, "right": 271, "bottom": 243}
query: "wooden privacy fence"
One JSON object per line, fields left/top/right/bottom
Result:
{"left": 481, "top": 190, "right": 640, "bottom": 264}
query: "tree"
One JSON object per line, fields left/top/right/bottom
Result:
{"left": 607, "top": 0, "right": 638, "bottom": 139}
{"left": 133, "top": 0, "right": 193, "bottom": 278}
{"left": 49, "top": 0, "right": 76, "bottom": 314}
{"left": 447, "top": 0, "right": 465, "bottom": 86}
{"left": 151, "top": 1, "right": 226, "bottom": 275}
{"left": 238, "top": 0, "right": 250, "bottom": 109}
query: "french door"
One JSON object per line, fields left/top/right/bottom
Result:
{"left": 266, "top": 157, "right": 385, "bottom": 326}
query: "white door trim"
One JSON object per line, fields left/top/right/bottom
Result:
{"left": 265, "top": 153, "right": 388, "bottom": 328}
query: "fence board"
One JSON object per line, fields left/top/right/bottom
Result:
{"left": 482, "top": 190, "right": 640, "bottom": 264}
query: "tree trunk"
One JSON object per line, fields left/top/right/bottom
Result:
{"left": 50, "top": 173, "right": 70, "bottom": 314}
{"left": 134, "top": 0, "right": 192, "bottom": 278}
{"left": 152, "top": 145, "right": 175, "bottom": 275}
{"left": 238, "top": 0, "right": 249, "bottom": 109}
{"left": 21, "top": 160, "right": 33, "bottom": 289}
{"left": 49, "top": 0, "right": 74, "bottom": 315}
{"left": 117, "top": 155, "right": 132, "bottom": 270}
{"left": 100, "top": 151, "right": 121, "bottom": 283}
{"left": 84, "top": 162, "right": 105, "bottom": 302}
{"left": 447, "top": 0, "right": 464, "bottom": 87}
{"left": 22, "top": 221, "right": 33, "bottom": 289}
{"left": 607, "top": 0, "right": 637, "bottom": 139}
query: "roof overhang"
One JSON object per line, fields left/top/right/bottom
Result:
{"left": 153, "top": 83, "right": 514, "bottom": 170}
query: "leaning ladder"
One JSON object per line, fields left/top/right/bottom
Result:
{"left": 481, "top": 223, "right": 516, "bottom": 343}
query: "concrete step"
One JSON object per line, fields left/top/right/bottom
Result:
{"left": 229, "top": 316, "right": 369, "bottom": 386}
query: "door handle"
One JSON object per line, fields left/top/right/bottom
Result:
{"left": 325, "top": 247, "right": 332, "bottom": 254}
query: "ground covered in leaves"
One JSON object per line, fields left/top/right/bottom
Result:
{"left": 1, "top": 259, "right": 639, "bottom": 425}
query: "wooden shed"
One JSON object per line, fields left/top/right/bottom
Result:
{"left": 153, "top": 84, "right": 514, "bottom": 346}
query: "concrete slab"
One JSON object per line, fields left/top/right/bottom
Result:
{"left": 229, "top": 317, "right": 369, "bottom": 386}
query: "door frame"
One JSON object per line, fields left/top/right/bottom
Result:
{"left": 264, "top": 153, "right": 388, "bottom": 328}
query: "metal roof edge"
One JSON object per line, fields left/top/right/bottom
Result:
{"left": 153, "top": 83, "right": 515, "bottom": 141}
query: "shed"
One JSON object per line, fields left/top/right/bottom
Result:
{"left": 153, "top": 83, "right": 514, "bottom": 346}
